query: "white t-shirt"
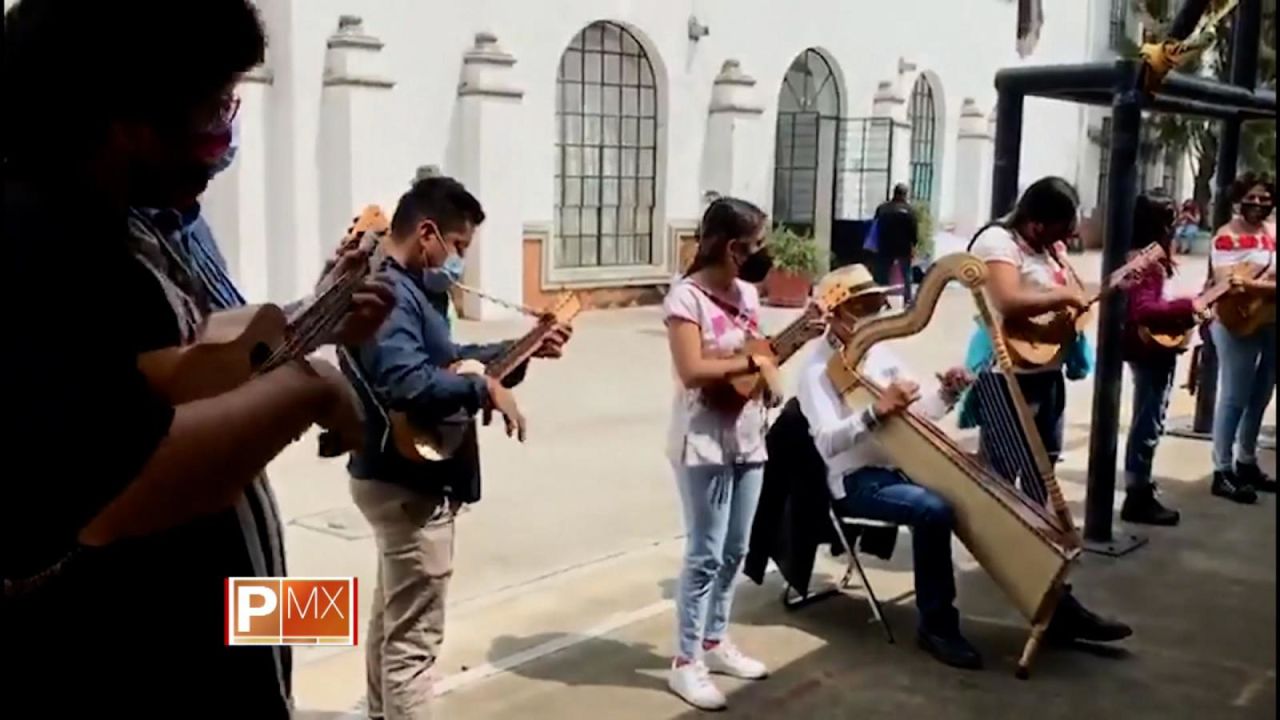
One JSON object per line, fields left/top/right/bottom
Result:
{"left": 663, "top": 277, "right": 768, "bottom": 466}
{"left": 796, "top": 339, "right": 953, "bottom": 500}
{"left": 970, "top": 225, "right": 1072, "bottom": 372}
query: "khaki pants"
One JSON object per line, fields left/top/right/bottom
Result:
{"left": 350, "top": 478, "right": 456, "bottom": 720}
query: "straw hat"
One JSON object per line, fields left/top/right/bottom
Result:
{"left": 815, "top": 263, "right": 898, "bottom": 303}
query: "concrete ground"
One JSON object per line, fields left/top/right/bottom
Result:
{"left": 279, "top": 252, "right": 1276, "bottom": 719}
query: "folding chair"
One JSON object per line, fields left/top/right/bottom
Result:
{"left": 779, "top": 508, "right": 898, "bottom": 644}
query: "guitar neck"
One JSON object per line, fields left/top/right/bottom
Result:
{"left": 487, "top": 319, "right": 557, "bottom": 381}
{"left": 768, "top": 304, "right": 821, "bottom": 363}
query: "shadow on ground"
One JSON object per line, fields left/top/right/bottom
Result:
{"left": 451, "top": 453, "right": 1274, "bottom": 719}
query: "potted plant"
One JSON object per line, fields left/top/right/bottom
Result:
{"left": 762, "top": 226, "right": 823, "bottom": 307}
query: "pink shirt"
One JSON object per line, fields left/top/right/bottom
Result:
{"left": 663, "top": 277, "right": 768, "bottom": 466}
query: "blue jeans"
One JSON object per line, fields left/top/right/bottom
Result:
{"left": 1211, "top": 320, "right": 1277, "bottom": 470}
{"left": 1125, "top": 359, "right": 1177, "bottom": 491}
{"left": 674, "top": 463, "right": 765, "bottom": 660}
{"left": 873, "top": 253, "right": 913, "bottom": 304}
{"left": 832, "top": 467, "right": 958, "bottom": 635}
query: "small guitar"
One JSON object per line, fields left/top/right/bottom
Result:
{"left": 700, "top": 271, "right": 864, "bottom": 414}
{"left": 1138, "top": 261, "right": 1273, "bottom": 349}
{"left": 1216, "top": 260, "right": 1276, "bottom": 337}
{"left": 389, "top": 292, "right": 583, "bottom": 462}
{"left": 1004, "top": 243, "right": 1165, "bottom": 368}
{"left": 138, "top": 205, "right": 390, "bottom": 403}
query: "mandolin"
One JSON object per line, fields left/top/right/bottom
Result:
{"left": 1137, "top": 261, "right": 1272, "bottom": 349}
{"left": 1004, "top": 243, "right": 1165, "bottom": 368}
{"left": 137, "top": 205, "right": 390, "bottom": 403}
{"left": 389, "top": 292, "right": 583, "bottom": 462}
{"left": 699, "top": 271, "right": 865, "bottom": 414}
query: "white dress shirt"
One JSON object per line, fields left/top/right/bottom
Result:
{"left": 796, "top": 338, "right": 955, "bottom": 500}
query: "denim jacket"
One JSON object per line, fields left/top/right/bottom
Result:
{"left": 344, "top": 258, "right": 526, "bottom": 496}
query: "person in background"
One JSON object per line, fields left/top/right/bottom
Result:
{"left": 871, "top": 183, "right": 920, "bottom": 305}
{"left": 1120, "top": 194, "right": 1201, "bottom": 526}
{"left": 664, "top": 197, "right": 782, "bottom": 711}
{"left": 343, "top": 176, "right": 570, "bottom": 720}
{"left": 1207, "top": 172, "right": 1277, "bottom": 502}
{"left": 1174, "top": 198, "right": 1202, "bottom": 255}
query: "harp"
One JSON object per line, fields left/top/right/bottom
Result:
{"left": 825, "top": 252, "right": 1081, "bottom": 678}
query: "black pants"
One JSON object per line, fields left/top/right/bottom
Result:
{"left": 872, "top": 252, "right": 913, "bottom": 304}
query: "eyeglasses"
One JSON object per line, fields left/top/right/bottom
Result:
{"left": 197, "top": 93, "right": 241, "bottom": 134}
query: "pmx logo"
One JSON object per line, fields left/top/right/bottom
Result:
{"left": 225, "top": 577, "right": 357, "bottom": 646}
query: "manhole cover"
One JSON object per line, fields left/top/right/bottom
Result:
{"left": 290, "top": 506, "right": 372, "bottom": 540}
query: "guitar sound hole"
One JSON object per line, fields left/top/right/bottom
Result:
{"left": 249, "top": 342, "right": 273, "bottom": 370}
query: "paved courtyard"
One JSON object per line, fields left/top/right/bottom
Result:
{"left": 279, "top": 253, "right": 1275, "bottom": 718}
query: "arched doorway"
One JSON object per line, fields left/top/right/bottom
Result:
{"left": 907, "top": 75, "right": 940, "bottom": 208}
{"left": 773, "top": 49, "right": 842, "bottom": 243}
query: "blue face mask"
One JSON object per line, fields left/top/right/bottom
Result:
{"left": 440, "top": 251, "right": 465, "bottom": 282}
{"left": 421, "top": 235, "right": 465, "bottom": 294}
{"left": 208, "top": 117, "right": 241, "bottom": 178}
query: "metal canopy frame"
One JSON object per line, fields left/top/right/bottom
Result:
{"left": 988, "top": 48, "right": 1276, "bottom": 553}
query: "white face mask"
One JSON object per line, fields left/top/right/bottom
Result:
{"left": 208, "top": 116, "right": 241, "bottom": 178}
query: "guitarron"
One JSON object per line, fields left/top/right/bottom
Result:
{"left": 824, "top": 252, "right": 1081, "bottom": 679}
{"left": 138, "top": 205, "right": 390, "bottom": 403}
{"left": 389, "top": 292, "right": 583, "bottom": 462}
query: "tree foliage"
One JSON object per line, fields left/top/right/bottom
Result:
{"left": 1107, "top": 0, "right": 1276, "bottom": 221}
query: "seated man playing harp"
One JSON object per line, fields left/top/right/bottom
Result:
{"left": 796, "top": 265, "right": 1131, "bottom": 670}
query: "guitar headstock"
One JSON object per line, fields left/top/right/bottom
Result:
{"left": 1110, "top": 242, "right": 1166, "bottom": 288}
{"left": 340, "top": 205, "right": 391, "bottom": 255}
{"left": 544, "top": 292, "right": 584, "bottom": 324}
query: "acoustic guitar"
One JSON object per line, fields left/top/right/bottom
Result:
{"left": 389, "top": 292, "right": 583, "bottom": 462}
{"left": 699, "top": 271, "right": 865, "bottom": 414}
{"left": 138, "top": 205, "right": 390, "bottom": 403}
{"left": 1137, "top": 261, "right": 1272, "bottom": 349}
{"left": 1004, "top": 243, "right": 1165, "bottom": 368}
{"left": 1216, "top": 260, "right": 1276, "bottom": 337}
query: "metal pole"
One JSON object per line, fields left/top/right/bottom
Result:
{"left": 1083, "top": 62, "right": 1146, "bottom": 552}
{"left": 1169, "top": 0, "right": 1214, "bottom": 40}
{"left": 1190, "top": 0, "right": 1261, "bottom": 433}
{"left": 990, "top": 91, "right": 1025, "bottom": 218}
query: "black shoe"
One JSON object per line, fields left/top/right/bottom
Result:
{"left": 1121, "top": 487, "right": 1181, "bottom": 526}
{"left": 1046, "top": 595, "right": 1132, "bottom": 645}
{"left": 917, "top": 628, "right": 983, "bottom": 670}
{"left": 1236, "top": 462, "right": 1277, "bottom": 493}
{"left": 1211, "top": 471, "right": 1258, "bottom": 504}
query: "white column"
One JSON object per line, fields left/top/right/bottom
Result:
{"left": 871, "top": 80, "right": 911, "bottom": 211}
{"left": 951, "top": 98, "right": 994, "bottom": 238}
{"left": 703, "top": 60, "right": 766, "bottom": 206}
{"left": 451, "top": 32, "right": 525, "bottom": 321}
{"left": 202, "top": 63, "right": 273, "bottom": 301}
{"left": 317, "top": 15, "right": 394, "bottom": 290}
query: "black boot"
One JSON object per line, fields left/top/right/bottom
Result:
{"left": 1236, "top": 462, "right": 1277, "bottom": 493}
{"left": 1121, "top": 486, "right": 1181, "bottom": 526}
{"left": 1212, "top": 471, "right": 1258, "bottom": 504}
{"left": 917, "top": 628, "right": 983, "bottom": 670}
{"left": 1046, "top": 593, "right": 1132, "bottom": 646}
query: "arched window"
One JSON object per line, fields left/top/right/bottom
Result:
{"left": 907, "top": 75, "right": 938, "bottom": 206}
{"left": 774, "top": 49, "right": 841, "bottom": 231}
{"left": 555, "top": 21, "right": 658, "bottom": 267}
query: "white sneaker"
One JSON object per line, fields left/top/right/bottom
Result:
{"left": 703, "top": 640, "right": 769, "bottom": 680}
{"left": 668, "top": 659, "right": 727, "bottom": 711}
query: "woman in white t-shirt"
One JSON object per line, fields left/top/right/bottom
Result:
{"left": 1207, "top": 173, "right": 1277, "bottom": 502}
{"left": 968, "top": 177, "right": 1090, "bottom": 467}
{"left": 662, "top": 197, "right": 782, "bottom": 711}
